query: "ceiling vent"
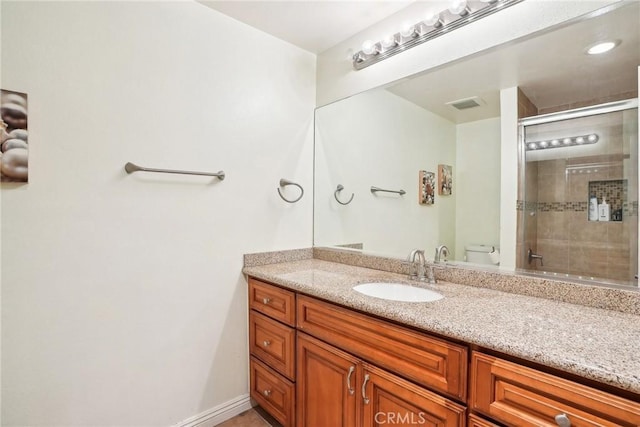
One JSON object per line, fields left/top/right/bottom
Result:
{"left": 446, "top": 96, "right": 486, "bottom": 110}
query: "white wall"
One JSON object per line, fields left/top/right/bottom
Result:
{"left": 314, "top": 89, "right": 456, "bottom": 258}
{"left": 500, "top": 87, "right": 519, "bottom": 270}
{"left": 316, "top": 0, "right": 621, "bottom": 106}
{"left": 455, "top": 118, "right": 501, "bottom": 260}
{"left": 0, "top": 2, "right": 315, "bottom": 426}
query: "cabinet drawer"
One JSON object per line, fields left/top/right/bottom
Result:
{"left": 468, "top": 413, "right": 501, "bottom": 427}
{"left": 250, "top": 356, "right": 295, "bottom": 427}
{"left": 470, "top": 352, "right": 640, "bottom": 427}
{"left": 249, "top": 277, "right": 296, "bottom": 326}
{"left": 297, "top": 294, "right": 468, "bottom": 401}
{"left": 250, "top": 311, "right": 295, "bottom": 380}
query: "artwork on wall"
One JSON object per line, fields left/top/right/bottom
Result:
{"left": 419, "top": 170, "right": 435, "bottom": 205}
{"left": 1, "top": 89, "right": 28, "bottom": 182}
{"left": 438, "top": 164, "right": 452, "bottom": 195}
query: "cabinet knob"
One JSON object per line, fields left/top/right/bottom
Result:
{"left": 263, "top": 340, "right": 271, "bottom": 347}
{"left": 555, "top": 413, "right": 571, "bottom": 427}
{"left": 263, "top": 389, "right": 271, "bottom": 397}
{"left": 262, "top": 298, "right": 271, "bottom": 305}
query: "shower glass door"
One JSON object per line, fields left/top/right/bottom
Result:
{"left": 518, "top": 100, "right": 639, "bottom": 287}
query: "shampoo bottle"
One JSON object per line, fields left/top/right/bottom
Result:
{"left": 598, "top": 197, "right": 611, "bottom": 222}
{"left": 589, "top": 195, "right": 598, "bottom": 221}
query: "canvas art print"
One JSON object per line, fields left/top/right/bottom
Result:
{"left": 438, "top": 164, "right": 452, "bottom": 195}
{"left": 419, "top": 170, "right": 435, "bottom": 205}
{"left": 1, "top": 89, "right": 28, "bottom": 182}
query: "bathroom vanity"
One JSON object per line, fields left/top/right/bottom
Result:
{"left": 244, "top": 257, "right": 640, "bottom": 427}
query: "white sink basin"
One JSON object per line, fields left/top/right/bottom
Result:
{"left": 352, "top": 282, "right": 443, "bottom": 302}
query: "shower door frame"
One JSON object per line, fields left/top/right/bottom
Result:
{"left": 517, "top": 97, "right": 639, "bottom": 286}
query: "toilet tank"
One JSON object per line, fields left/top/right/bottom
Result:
{"left": 465, "top": 245, "right": 499, "bottom": 265}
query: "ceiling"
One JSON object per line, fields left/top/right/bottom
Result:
{"left": 388, "top": 2, "right": 640, "bottom": 123}
{"left": 198, "top": 1, "right": 414, "bottom": 53}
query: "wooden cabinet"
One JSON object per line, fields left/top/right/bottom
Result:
{"left": 250, "top": 356, "right": 295, "bottom": 426}
{"left": 297, "top": 332, "right": 465, "bottom": 427}
{"left": 297, "top": 294, "right": 468, "bottom": 401}
{"left": 248, "top": 278, "right": 296, "bottom": 427}
{"left": 468, "top": 413, "right": 501, "bottom": 427}
{"left": 470, "top": 351, "right": 640, "bottom": 427}
{"left": 361, "top": 363, "right": 465, "bottom": 427}
{"left": 297, "top": 332, "right": 360, "bottom": 427}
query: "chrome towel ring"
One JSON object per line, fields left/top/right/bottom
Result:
{"left": 334, "top": 184, "right": 354, "bottom": 205}
{"left": 278, "top": 179, "right": 304, "bottom": 203}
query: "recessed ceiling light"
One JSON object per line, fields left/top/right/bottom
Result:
{"left": 586, "top": 40, "right": 620, "bottom": 55}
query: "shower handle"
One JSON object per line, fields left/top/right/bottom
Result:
{"left": 528, "top": 248, "right": 544, "bottom": 266}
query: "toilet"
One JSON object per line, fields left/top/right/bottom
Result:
{"left": 465, "top": 245, "right": 500, "bottom": 265}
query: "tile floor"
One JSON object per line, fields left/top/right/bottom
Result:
{"left": 217, "top": 408, "right": 273, "bottom": 427}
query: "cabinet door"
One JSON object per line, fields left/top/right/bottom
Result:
{"left": 297, "top": 332, "right": 360, "bottom": 427}
{"left": 361, "top": 364, "right": 466, "bottom": 427}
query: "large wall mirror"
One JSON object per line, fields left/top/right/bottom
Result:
{"left": 313, "top": 2, "right": 640, "bottom": 288}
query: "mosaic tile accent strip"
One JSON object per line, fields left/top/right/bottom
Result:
{"left": 589, "top": 179, "right": 627, "bottom": 211}
{"left": 517, "top": 199, "right": 638, "bottom": 216}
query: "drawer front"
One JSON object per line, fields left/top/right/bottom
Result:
{"left": 250, "top": 356, "right": 295, "bottom": 427}
{"left": 250, "top": 311, "right": 296, "bottom": 380}
{"left": 297, "top": 295, "right": 468, "bottom": 401}
{"left": 468, "top": 413, "right": 501, "bottom": 427}
{"left": 249, "top": 277, "right": 296, "bottom": 326}
{"left": 470, "top": 352, "right": 640, "bottom": 427}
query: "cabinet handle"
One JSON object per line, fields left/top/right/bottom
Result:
{"left": 361, "top": 374, "right": 370, "bottom": 404}
{"left": 262, "top": 340, "right": 271, "bottom": 347}
{"left": 263, "top": 389, "right": 271, "bottom": 397}
{"left": 262, "top": 298, "right": 271, "bottom": 304}
{"left": 555, "top": 414, "right": 571, "bottom": 427}
{"left": 346, "top": 366, "right": 355, "bottom": 395}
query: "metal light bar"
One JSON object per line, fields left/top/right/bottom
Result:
{"left": 352, "top": 0, "right": 524, "bottom": 70}
{"left": 525, "top": 134, "right": 599, "bottom": 151}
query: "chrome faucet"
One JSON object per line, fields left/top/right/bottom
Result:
{"left": 434, "top": 245, "right": 450, "bottom": 263}
{"left": 408, "top": 249, "right": 426, "bottom": 281}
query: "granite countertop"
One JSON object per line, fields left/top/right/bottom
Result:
{"left": 243, "top": 259, "right": 640, "bottom": 395}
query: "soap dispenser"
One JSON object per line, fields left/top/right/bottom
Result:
{"left": 598, "top": 197, "right": 611, "bottom": 222}
{"left": 588, "top": 194, "right": 598, "bottom": 221}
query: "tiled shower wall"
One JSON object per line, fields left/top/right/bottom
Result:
{"left": 532, "top": 157, "right": 637, "bottom": 282}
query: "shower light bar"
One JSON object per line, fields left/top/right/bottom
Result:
{"left": 352, "top": 0, "right": 524, "bottom": 70}
{"left": 525, "top": 133, "right": 599, "bottom": 151}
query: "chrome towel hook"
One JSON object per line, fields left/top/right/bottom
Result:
{"left": 334, "top": 184, "right": 354, "bottom": 205}
{"left": 278, "top": 179, "right": 304, "bottom": 203}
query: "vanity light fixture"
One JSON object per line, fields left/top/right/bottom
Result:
{"left": 586, "top": 40, "right": 620, "bottom": 55}
{"left": 525, "top": 133, "right": 599, "bottom": 151}
{"left": 352, "top": 0, "right": 523, "bottom": 70}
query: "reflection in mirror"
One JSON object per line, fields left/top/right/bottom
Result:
{"left": 313, "top": 2, "right": 639, "bottom": 286}
{"left": 518, "top": 101, "right": 638, "bottom": 287}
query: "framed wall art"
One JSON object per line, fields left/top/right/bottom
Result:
{"left": 419, "top": 170, "right": 435, "bottom": 205}
{"left": 438, "top": 164, "right": 452, "bottom": 195}
{"left": 1, "top": 89, "right": 28, "bottom": 182}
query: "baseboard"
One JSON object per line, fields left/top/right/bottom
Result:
{"left": 175, "top": 394, "right": 252, "bottom": 427}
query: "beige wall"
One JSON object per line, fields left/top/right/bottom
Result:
{"left": 1, "top": 2, "right": 315, "bottom": 425}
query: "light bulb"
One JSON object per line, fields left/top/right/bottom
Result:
{"left": 449, "top": 0, "right": 470, "bottom": 16}
{"left": 563, "top": 138, "right": 572, "bottom": 145}
{"left": 576, "top": 136, "right": 585, "bottom": 144}
{"left": 381, "top": 35, "right": 397, "bottom": 49}
{"left": 400, "top": 22, "right": 416, "bottom": 38}
{"left": 424, "top": 11, "right": 443, "bottom": 28}
{"left": 528, "top": 142, "right": 537, "bottom": 150}
{"left": 551, "top": 139, "right": 560, "bottom": 146}
{"left": 539, "top": 141, "right": 548, "bottom": 148}
{"left": 362, "top": 40, "right": 377, "bottom": 55}
{"left": 588, "top": 134, "right": 598, "bottom": 142}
